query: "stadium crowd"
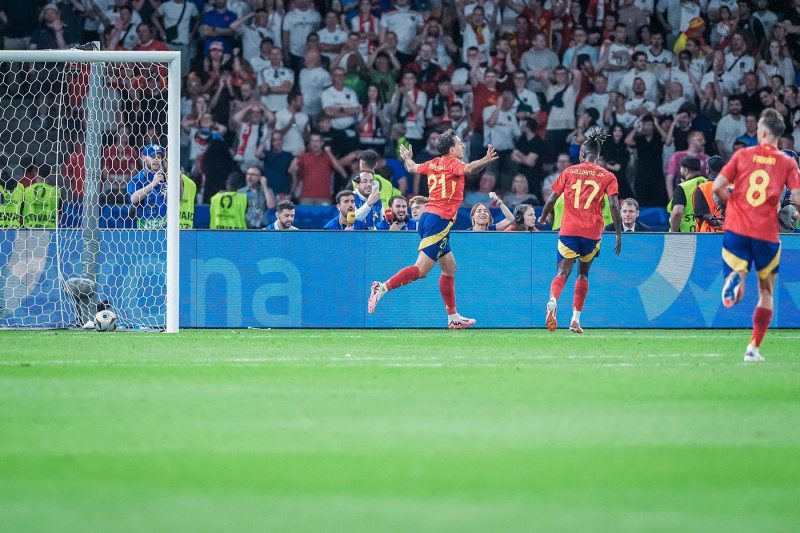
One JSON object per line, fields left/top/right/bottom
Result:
{"left": 1, "top": 0, "right": 799, "bottom": 231}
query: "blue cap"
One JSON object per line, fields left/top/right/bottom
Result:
{"left": 141, "top": 144, "right": 164, "bottom": 157}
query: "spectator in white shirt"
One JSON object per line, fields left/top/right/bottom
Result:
{"left": 299, "top": 48, "right": 332, "bottom": 119}
{"left": 620, "top": 51, "right": 660, "bottom": 102}
{"left": 318, "top": 11, "right": 348, "bottom": 64}
{"left": 714, "top": 95, "right": 746, "bottom": 159}
{"left": 274, "top": 91, "right": 310, "bottom": 156}
{"left": 483, "top": 91, "right": 521, "bottom": 189}
{"left": 281, "top": 0, "right": 322, "bottom": 71}
{"left": 378, "top": 0, "right": 424, "bottom": 63}
{"left": 258, "top": 46, "right": 295, "bottom": 112}
{"left": 321, "top": 66, "right": 362, "bottom": 153}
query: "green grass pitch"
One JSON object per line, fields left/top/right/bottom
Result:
{"left": 1, "top": 329, "right": 799, "bottom": 532}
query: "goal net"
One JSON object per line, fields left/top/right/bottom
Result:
{"left": 0, "top": 50, "right": 180, "bottom": 332}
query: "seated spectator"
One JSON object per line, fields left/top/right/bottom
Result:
{"left": 266, "top": 200, "right": 298, "bottom": 230}
{"left": 504, "top": 174, "right": 540, "bottom": 210}
{"left": 468, "top": 194, "right": 515, "bottom": 231}
{"left": 604, "top": 198, "right": 650, "bottom": 232}
{"left": 352, "top": 169, "right": 384, "bottom": 229}
{"left": 209, "top": 173, "right": 248, "bottom": 229}
{"left": 735, "top": 113, "right": 759, "bottom": 148}
{"left": 463, "top": 171, "right": 497, "bottom": 208}
{"left": 409, "top": 195, "right": 427, "bottom": 221}
{"left": 257, "top": 131, "right": 293, "bottom": 198}
{"left": 238, "top": 166, "right": 276, "bottom": 229}
{"left": 289, "top": 131, "right": 348, "bottom": 205}
{"left": 376, "top": 195, "right": 417, "bottom": 231}
{"left": 505, "top": 204, "right": 539, "bottom": 232}
{"left": 323, "top": 190, "right": 367, "bottom": 230}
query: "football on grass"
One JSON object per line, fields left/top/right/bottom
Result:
{"left": 94, "top": 310, "right": 117, "bottom": 332}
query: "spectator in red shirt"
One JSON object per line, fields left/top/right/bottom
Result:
{"left": 289, "top": 132, "right": 348, "bottom": 205}
{"left": 403, "top": 43, "right": 445, "bottom": 98}
{"left": 470, "top": 67, "right": 501, "bottom": 169}
{"left": 133, "top": 23, "right": 170, "bottom": 52}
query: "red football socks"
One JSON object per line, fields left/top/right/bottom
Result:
{"left": 439, "top": 274, "right": 457, "bottom": 315}
{"left": 550, "top": 275, "right": 567, "bottom": 300}
{"left": 386, "top": 266, "right": 420, "bottom": 291}
{"left": 573, "top": 278, "right": 589, "bottom": 312}
{"left": 750, "top": 306, "right": 773, "bottom": 348}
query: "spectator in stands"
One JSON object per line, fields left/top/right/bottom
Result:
{"left": 537, "top": 65, "right": 581, "bottom": 159}
{"left": 735, "top": 113, "right": 759, "bottom": 147}
{"left": 0, "top": 1, "right": 38, "bottom": 51}
{"left": 520, "top": 31, "right": 559, "bottom": 102}
{"left": 578, "top": 72, "right": 610, "bottom": 127}
{"left": 425, "top": 76, "right": 455, "bottom": 131}
{"left": 321, "top": 67, "right": 361, "bottom": 155}
{"left": 562, "top": 25, "right": 597, "bottom": 67}
{"left": 357, "top": 84, "right": 389, "bottom": 149}
{"left": 506, "top": 204, "right": 538, "bottom": 232}
{"left": 645, "top": 31, "right": 672, "bottom": 86}
{"left": 603, "top": 124, "right": 634, "bottom": 199}
{"left": 231, "top": 103, "right": 274, "bottom": 172}
{"left": 289, "top": 131, "right": 347, "bottom": 205}
{"left": 350, "top": 0, "right": 379, "bottom": 61}
{"left": 388, "top": 70, "right": 428, "bottom": 154}
{"left": 541, "top": 153, "right": 570, "bottom": 203}
{"left": 323, "top": 190, "right": 367, "bottom": 230}
{"left": 265, "top": 199, "right": 297, "bottom": 230}
{"left": 257, "top": 131, "right": 293, "bottom": 198}
{"left": 409, "top": 195, "right": 427, "bottom": 221}
{"left": 298, "top": 48, "right": 331, "bottom": 118}
{"left": 133, "top": 23, "right": 169, "bottom": 52}
{"left": 458, "top": 4, "right": 496, "bottom": 65}
{"left": 150, "top": 0, "right": 199, "bottom": 76}
{"left": 273, "top": 91, "right": 310, "bottom": 156}
{"left": 504, "top": 174, "right": 540, "bottom": 210}
{"left": 317, "top": 11, "right": 348, "bottom": 64}
{"left": 469, "top": 195, "right": 515, "bottom": 231}
{"left": 655, "top": 82, "right": 688, "bottom": 119}
{"left": 378, "top": 0, "right": 423, "bottom": 64}
{"left": 739, "top": 71, "right": 764, "bottom": 117}
{"left": 511, "top": 117, "right": 545, "bottom": 198}
{"left": 257, "top": 46, "right": 294, "bottom": 113}
{"left": 665, "top": 129, "right": 708, "bottom": 198}
{"left": 621, "top": 51, "right": 659, "bottom": 103}
{"left": 376, "top": 195, "right": 416, "bottom": 231}
{"left": 31, "top": 3, "right": 81, "bottom": 50}
{"left": 625, "top": 114, "right": 668, "bottom": 208}
{"left": 200, "top": 0, "right": 238, "bottom": 56}
{"left": 184, "top": 111, "right": 227, "bottom": 171}
{"left": 510, "top": 70, "right": 541, "bottom": 126}
{"left": 715, "top": 96, "right": 747, "bottom": 159}
{"left": 102, "top": 126, "right": 138, "bottom": 203}
{"left": 605, "top": 198, "right": 650, "bottom": 232}
{"left": 597, "top": 22, "right": 633, "bottom": 93}
{"left": 238, "top": 166, "right": 276, "bottom": 229}
{"left": 404, "top": 43, "right": 445, "bottom": 98}
{"left": 128, "top": 144, "right": 168, "bottom": 229}
{"left": 281, "top": 0, "right": 321, "bottom": 71}
{"left": 483, "top": 91, "right": 521, "bottom": 189}
{"left": 463, "top": 171, "right": 498, "bottom": 208}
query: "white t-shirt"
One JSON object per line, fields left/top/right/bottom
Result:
{"left": 350, "top": 13, "right": 379, "bottom": 61}
{"left": 234, "top": 122, "right": 269, "bottom": 163}
{"left": 656, "top": 96, "right": 686, "bottom": 117}
{"left": 625, "top": 96, "right": 656, "bottom": 115}
{"left": 724, "top": 53, "right": 755, "bottom": 85}
{"left": 157, "top": 1, "right": 199, "bottom": 45}
{"left": 714, "top": 114, "right": 746, "bottom": 155}
{"left": 753, "top": 9, "right": 779, "bottom": 38}
{"left": 464, "top": 2, "right": 497, "bottom": 23}
{"left": 512, "top": 88, "right": 541, "bottom": 115}
{"left": 645, "top": 47, "right": 673, "bottom": 84}
{"left": 603, "top": 42, "right": 633, "bottom": 92}
{"left": 700, "top": 70, "right": 738, "bottom": 96}
{"left": 620, "top": 69, "right": 660, "bottom": 102}
{"left": 317, "top": 26, "right": 349, "bottom": 63}
{"left": 579, "top": 92, "right": 610, "bottom": 126}
{"left": 282, "top": 8, "right": 322, "bottom": 57}
{"left": 274, "top": 109, "right": 310, "bottom": 155}
{"left": 392, "top": 88, "right": 427, "bottom": 140}
{"left": 378, "top": 7, "right": 423, "bottom": 55}
{"left": 240, "top": 24, "right": 276, "bottom": 63}
{"left": 321, "top": 86, "right": 360, "bottom": 130}
{"left": 656, "top": 0, "right": 681, "bottom": 33}
{"left": 461, "top": 23, "right": 494, "bottom": 63}
{"left": 299, "top": 67, "right": 332, "bottom": 118}
{"left": 258, "top": 65, "right": 295, "bottom": 112}
{"left": 545, "top": 85, "right": 577, "bottom": 130}
{"left": 482, "top": 106, "right": 520, "bottom": 151}
{"left": 666, "top": 67, "right": 695, "bottom": 101}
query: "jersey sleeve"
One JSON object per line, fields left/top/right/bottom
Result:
{"left": 448, "top": 159, "right": 466, "bottom": 178}
{"left": 605, "top": 173, "right": 619, "bottom": 196}
{"left": 719, "top": 150, "right": 741, "bottom": 184}
{"left": 787, "top": 165, "right": 800, "bottom": 191}
{"left": 416, "top": 160, "right": 430, "bottom": 176}
{"left": 551, "top": 170, "right": 566, "bottom": 195}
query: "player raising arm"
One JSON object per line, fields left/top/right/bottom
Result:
{"left": 537, "top": 128, "right": 622, "bottom": 334}
{"left": 713, "top": 108, "right": 800, "bottom": 362}
{"left": 367, "top": 129, "right": 498, "bottom": 329}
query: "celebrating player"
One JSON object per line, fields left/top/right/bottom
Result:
{"left": 537, "top": 128, "right": 622, "bottom": 334}
{"left": 367, "top": 129, "right": 498, "bottom": 329}
{"left": 714, "top": 108, "right": 800, "bottom": 362}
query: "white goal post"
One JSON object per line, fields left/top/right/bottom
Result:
{"left": 0, "top": 49, "right": 180, "bottom": 332}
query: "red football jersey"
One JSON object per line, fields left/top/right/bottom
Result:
{"left": 417, "top": 156, "right": 467, "bottom": 220}
{"left": 720, "top": 145, "right": 800, "bottom": 243}
{"left": 552, "top": 161, "right": 619, "bottom": 240}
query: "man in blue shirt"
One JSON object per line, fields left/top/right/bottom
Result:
{"left": 323, "top": 190, "right": 366, "bottom": 230}
{"left": 127, "top": 144, "right": 169, "bottom": 229}
{"left": 353, "top": 169, "right": 383, "bottom": 229}
{"left": 265, "top": 200, "right": 298, "bottom": 230}
{"left": 376, "top": 195, "right": 417, "bottom": 230}
{"left": 200, "top": 0, "right": 238, "bottom": 54}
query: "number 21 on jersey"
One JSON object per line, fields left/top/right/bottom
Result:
{"left": 570, "top": 179, "right": 600, "bottom": 209}
{"left": 428, "top": 173, "right": 456, "bottom": 200}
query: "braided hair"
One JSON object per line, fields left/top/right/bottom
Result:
{"left": 580, "top": 127, "right": 610, "bottom": 160}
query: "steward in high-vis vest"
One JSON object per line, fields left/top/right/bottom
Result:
{"left": 693, "top": 180, "right": 726, "bottom": 233}
{"left": 22, "top": 174, "right": 60, "bottom": 228}
{"left": 0, "top": 171, "right": 24, "bottom": 228}
{"left": 180, "top": 173, "right": 197, "bottom": 229}
{"left": 209, "top": 174, "right": 247, "bottom": 229}
{"left": 668, "top": 156, "right": 706, "bottom": 232}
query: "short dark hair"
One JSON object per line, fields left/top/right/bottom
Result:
{"left": 359, "top": 149, "right": 379, "bottom": 169}
{"left": 276, "top": 200, "right": 295, "bottom": 212}
{"left": 632, "top": 51, "right": 647, "bottom": 62}
{"left": 760, "top": 108, "right": 786, "bottom": 138}
{"left": 335, "top": 190, "right": 354, "bottom": 204}
{"left": 614, "top": 22, "right": 627, "bottom": 30}
{"left": 389, "top": 195, "right": 408, "bottom": 208}
{"left": 641, "top": 114, "right": 654, "bottom": 124}
{"left": 677, "top": 102, "right": 697, "bottom": 115}
{"left": 621, "top": 198, "right": 640, "bottom": 210}
{"left": 435, "top": 128, "right": 459, "bottom": 154}
{"left": 759, "top": 87, "right": 773, "bottom": 95}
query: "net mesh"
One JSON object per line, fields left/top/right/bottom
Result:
{"left": 0, "top": 59, "right": 171, "bottom": 329}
